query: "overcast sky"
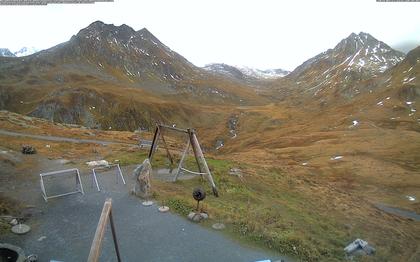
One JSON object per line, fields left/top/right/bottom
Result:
{"left": 0, "top": 0, "right": 419, "bottom": 70}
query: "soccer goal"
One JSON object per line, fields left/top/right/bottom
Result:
{"left": 40, "top": 168, "right": 84, "bottom": 202}
{"left": 91, "top": 164, "right": 126, "bottom": 191}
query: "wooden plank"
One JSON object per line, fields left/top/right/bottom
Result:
{"left": 87, "top": 198, "right": 113, "bottom": 262}
{"left": 158, "top": 124, "right": 188, "bottom": 133}
{"left": 188, "top": 129, "right": 203, "bottom": 175}
{"left": 190, "top": 130, "right": 219, "bottom": 197}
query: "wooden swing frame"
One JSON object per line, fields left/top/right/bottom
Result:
{"left": 148, "top": 124, "right": 219, "bottom": 197}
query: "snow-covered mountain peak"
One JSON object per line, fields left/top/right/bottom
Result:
{"left": 0, "top": 48, "right": 15, "bottom": 57}
{"left": 12, "top": 47, "right": 40, "bottom": 57}
{"left": 203, "top": 63, "right": 289, "bottom": 80}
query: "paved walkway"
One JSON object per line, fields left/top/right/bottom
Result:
{"left": 0, "top": 156, "right": 290, "bottom": 262}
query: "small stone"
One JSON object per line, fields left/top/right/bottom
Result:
{"left": 10, "top": 218, "right": 18, "bottom": 226}
{"left": 200, "top": 213, "right": 209, "bottom": 219}
{"left": 212, "top": 223, "right": 226, "bottom": 230}
{"left": 38, "top": 236, "right": 47, "bottom": 241}
{"left": 187, "top": 212, "right": 196, "bottom": 220}
{"left": 188, "top": 212, "right": 208, "bottom": 222}
{"left": 11, "top": 223, "right": 31, "bottom": 234}
{"left": 142, "top": 201, "right": 153, "bottom": 206}
{"left": 229, "top": 168, "right": 243, "bottom": 177}
{"left": 158, "top": 206, "right": 169, "bottom": 213}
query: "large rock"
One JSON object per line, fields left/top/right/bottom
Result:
{"left": 188, "top": 212, "right": 208, "bottom": 222}
{"left": 344, "top": 238, "right": 375, "bottom": 257}
{"left": 132, "top": 158, "right": 152, "bottom": 199}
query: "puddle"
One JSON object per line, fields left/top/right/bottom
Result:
{"left": 375, "top": 203, "right": 420, "bottom": 221}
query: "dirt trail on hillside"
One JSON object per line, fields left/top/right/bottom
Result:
{"left": 0, "top": 129, "right": 136, "bottom": 146}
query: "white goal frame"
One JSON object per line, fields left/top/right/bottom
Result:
{"left": 91, "top": 164, "right": 126, "bottom": 191}
{"left": 40, "top": 168, "right": 84, "bottom": 202}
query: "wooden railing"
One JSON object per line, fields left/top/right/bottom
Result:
{"left": 87, "top": 198, "right": 121, "bottom": 262}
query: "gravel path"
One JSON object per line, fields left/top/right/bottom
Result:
{"left": 0, "top": 129, "right": 134, "bottom": 146}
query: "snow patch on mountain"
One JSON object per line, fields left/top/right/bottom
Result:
{"left": 0, "top": 48, "right": 15, "bottom": 57}
{"left": 204, "top": 63, "right": 289, "bottom": 80}
{"left": 12, "top": 47, "right": 40, "bottom": 57}
{"left": 237, "top": 66, "right": 290, "bottom": 79}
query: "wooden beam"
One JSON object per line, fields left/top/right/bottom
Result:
{"left": 189, "top": 130, "right": 219, "bottom": 197}
{"left": 148, "top": 125, "right": 160, "bottom": 161}
{"left": 88, "top": 198, "right": 113, "bottom": 262}
{"left": 158, "top": 124, "right": 188, "bottom": 133}
{"left": 188, "top": 129, "right": 203, "bottom": 175}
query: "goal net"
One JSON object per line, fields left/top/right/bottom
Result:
{"left": 40, "top": 168, "right": 84, "bottom": 202}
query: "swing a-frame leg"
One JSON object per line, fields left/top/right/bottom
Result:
{"left": 148, "top": 124, "right": 219, "bottom": 197}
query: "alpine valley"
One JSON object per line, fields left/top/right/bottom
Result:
{"left": 0, "top": 21, "right": 419, "bottom": 261}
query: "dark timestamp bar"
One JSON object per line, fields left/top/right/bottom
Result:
{"left": 0, "top": 0, "right": 113, "bottom": 5}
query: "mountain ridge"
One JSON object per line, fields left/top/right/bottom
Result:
{"left": 281, "top": 32, "right": 406, "bottom": 99}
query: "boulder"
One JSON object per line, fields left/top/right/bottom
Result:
{"left": 344, "top": 238, "right": 375, "bottom": 257}
{"left": 188, "top": 212, "right": 208, "bottom": 222}
{"left": 133, "top": 158, "right": 152, "bottom": 199}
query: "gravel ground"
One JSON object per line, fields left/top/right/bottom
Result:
{"left": 0, "top": 152, "right": 290, "bottom": 262}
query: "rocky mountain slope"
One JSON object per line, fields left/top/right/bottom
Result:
{"left": 0, "top": 48, "right": 15, "bottom": 57}
{"left": 0, "top": 24, "right": 417, "bottom": 134}
{"left": 12, "top": 47, "right": 39, "bottom": 57}
{"left": 0, "top": 21, "right": 266, "bottom": 130}
{"left": 284, "top": 32, "right": 406, "bottom": 99}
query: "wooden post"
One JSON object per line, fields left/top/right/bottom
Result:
{"left": 148, "top": 125, "right": 160, "bottom": 161}
{"left": 189, "top": 130, "right": 219, "bottom": 197}
{"left": 88, "top": 198, "right": 121, "bottom": 262}
{"left": 160, "top": 130, "right": 174, "bottom": 165}
{"left": 188, "top": 129, "right": 203, "bottom": 175}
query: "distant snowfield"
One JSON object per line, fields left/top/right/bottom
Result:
{"left": 236, "top": 66, "right": 290, "bottom": 79}
{"left": 12, "top": 46, "right": 41, "bottom": 57}
{"left": 203, "top": 63, "right": 290, "bottom": 79}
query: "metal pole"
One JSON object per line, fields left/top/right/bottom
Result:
{"left": 116, "top": 164, "right": 126, "bottom": 185}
